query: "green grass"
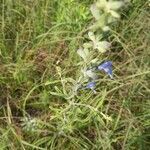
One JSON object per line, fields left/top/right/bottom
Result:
{"left": 0, "top": 0, "right": 150, "bottom": 149}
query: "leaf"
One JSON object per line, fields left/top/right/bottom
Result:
{"left": 109, "top": 10, "right": 120, "bottom": 18}
{"left": 95, "top": 41, "right": 111, "bottom": 53}
{"left": 89, "top": 14, "right": 106, "bottom": 30}
{"left": 77, "top": 48, "right": 90, "bottom": 62}
{"left": 86, "top": 69, "right": 98, "bottom": 79}
{"left": 84, "top": 48, "right": 90, "bottom": 57}
{"left": 108, "top": 16, "right": 117, "bottom": 23}
{"left": 90, "top": 4, "right": 100, "bottom": 20}
{"left": 88, "top": 31, "right": 95, "bottom": 42}
{"left": 102, "top": 26, "right": 110, "bottom": 32}
{"left": 49, "top": 92, "right": 65, "bottom": 97}
{"left": 96, "top": 14, "right": 107, "bottom": 28}
{"left": 45, "top": 80, "right": 61, "bottom": 85}
{"left": 77, "top": 48, "right": 87, "bottom": 61}
{"left": 96, "top": 0, "right": 107, "bottom": 8}
{"left": 108, "top": 1, "right": 124, "bottom": 10}
{"left": 83, "top": 42, "right": 93, "bottom": 49}
{"left": 81, "top": 68, "right": 92, "bottom": 80}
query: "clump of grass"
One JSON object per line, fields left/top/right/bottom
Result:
{"left": 0, "top": 0, "right": 150, "bottom": 149}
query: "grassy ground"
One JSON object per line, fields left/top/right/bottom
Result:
{"left": 0, "top": 0, "right": 150, "bottom": 149}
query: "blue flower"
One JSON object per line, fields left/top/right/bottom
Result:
{"left": 85, "top": 81, "right": 97, "bottom": 93}
{"left": 98, "top": 61, "right": 113, "bottom": 79}
{"left": 86, "top": 81, "right": 96, "bottom": 89}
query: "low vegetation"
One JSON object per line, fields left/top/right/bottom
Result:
{"left": 0, "top": 0, "right": 149, "bottom": 149}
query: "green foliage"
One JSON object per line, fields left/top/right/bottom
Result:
{"left": 0, "top": 0, "right": 149, "bottom": 149}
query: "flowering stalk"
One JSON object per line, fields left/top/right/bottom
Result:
{"left": 75, "top": 0, "right": 124, "bottom": 93}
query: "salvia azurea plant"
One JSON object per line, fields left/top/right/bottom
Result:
{"left": 22, "top": 0, "right": 125, "bottom": 131}
{"left": 74, "top": 0, "right": 124, "bottom": 94}
{"left": 54, "top": 0, "right": 125, "bottom": 98}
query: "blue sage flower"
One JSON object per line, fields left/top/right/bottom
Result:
{"left": 85, "top": 81, "right": 97, "bottom": 93}
{"left": 98, "top": 61, "right": 113, "bottom": 79}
